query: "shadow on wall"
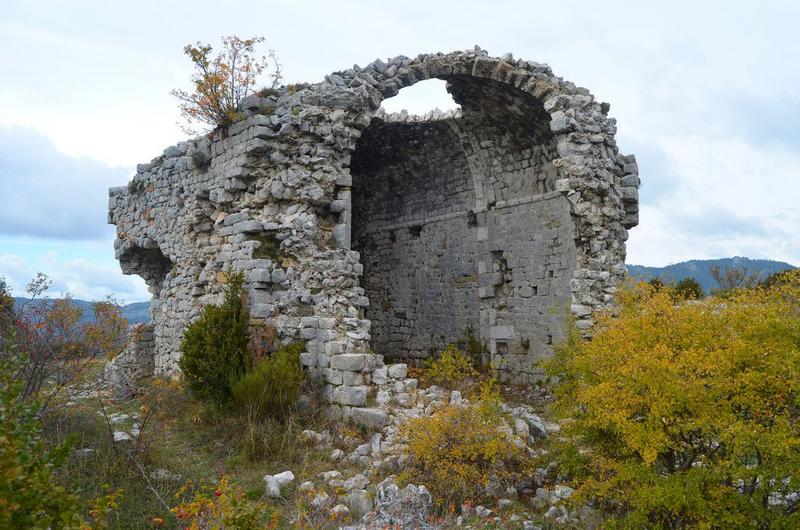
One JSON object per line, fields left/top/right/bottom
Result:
{"left": 350, "top": 75, "right": 576, "bottom": 376}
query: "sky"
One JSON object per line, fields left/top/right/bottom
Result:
{"left": 0, "top": 0, "right": 798, "bottom": 302}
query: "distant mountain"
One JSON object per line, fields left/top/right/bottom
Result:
{"left": 119, "top": 302, "right": 150, "bottom": 324}
{"left": 8, "top": 257, "right": 796, "bottom": 321}
{"left": 12, "top": 298, "right": 151, "bottom": 325}
{"left": 627, "top": 257, "right": 797, "bottom": 294}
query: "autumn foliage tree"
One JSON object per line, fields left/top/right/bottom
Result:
{"left": 710, "top": 265, "right": 763, "bottom": 294}
{"left": 2, "top": 274, "right": 129, "bottom": 401}
{"left": 549, "top": 273, "right": 800, "bottom": 528}
{"left": 171, "top": 35, "right": 282, "bottom": 133}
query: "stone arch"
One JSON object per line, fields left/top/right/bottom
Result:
{"left": 109, "top": 47, "right": 640, "bottom": 394}
{"left": 346, "top": 54, "right": 581, "bottom": 376}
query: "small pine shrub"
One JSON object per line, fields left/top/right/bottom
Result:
{"left": 231, "top": 341, "right": 305, "bottom": 420}
{"left": 399, "top": 379, "right": 528, "bottom": 508}
{"left": 425, "top": 344, "right": 478, "bottom": 389}
{"left": 647, "top": 276, "right": 665, "bottom": 291}
{"left": 179, "top": 271, "right": 250, "bottom": 404}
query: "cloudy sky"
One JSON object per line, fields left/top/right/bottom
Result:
{"left": 1, "top": 0, "right": 798, "bottom": 302}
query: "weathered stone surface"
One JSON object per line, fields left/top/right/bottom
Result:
{"left": 109, "top": 48, "right": 639, "bottom": 405}
{"left": 349, "top": 407, "right": 389, "bottom": 429}
{"left": 264, "top": 470, "right": 295, "bottom": 497}
{"left": 367, "top": 477, "right": 432, "bottom": 528}
{"left": 331, "top": 353, "right": 368, "bottom": 372}
{"left": 102, "top": 324, "right": 154, "bottom": 399}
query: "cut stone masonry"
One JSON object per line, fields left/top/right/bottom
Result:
{"left": 108, "top": 47, "right": 639, "bottom": 413}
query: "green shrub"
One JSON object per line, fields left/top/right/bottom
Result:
{"left": 425, "top": 344, "right": 478, "bottom": 390}
{"left": 179, "top": 271, "right": 250, "bottom": 404}
{"left": 231, "top": 341, "right": 305, "bottom": 420}
{"left": 644, "top": 276, "right": 704, "bottom": 300}
{"left": 673, "top": 276, "right": 704, "bottom": 299}
{"left": 0, "top": 347, "right": 82, "bottom": 528}
{"left": 548, "top": 271, "right": 800, "bottom": 529}
{"left": 647, "top": 276, "right": 665, "bottom": 291}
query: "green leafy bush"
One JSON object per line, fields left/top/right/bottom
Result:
{"left": 425, "top": 344, "right": 478, "bottom": 389}
{"left": 645, "top": 276, "right": 704, "bottom": 300}
{"left": 179, "top": 271, "right": 250, "bottom": 403}
{"left": 0, "top": 347, "right": 82, "bottom": 528}
{"left": 673, "top": 277, "right": 704, "bottom": 299}
{"left": 548, "top": 271, "right": 800, "bottom": 529}
{"left": 232, "top": 341, "right": 305, "bottom": 420}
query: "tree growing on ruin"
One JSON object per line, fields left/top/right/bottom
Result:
{"left": 171, "top": 36, "right": 282, "bottom": 134}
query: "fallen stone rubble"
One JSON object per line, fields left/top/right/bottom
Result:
{"left": 271, "top": 366, "right": 589, "bottom": 528}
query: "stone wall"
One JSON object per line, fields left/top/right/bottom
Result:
{"left": 350, "top": 104, "right": 576, "bottom": 380}
{"left": 102, "top": 323, "right": 155, "bottom": 399}
{"left": 109, "top": 47, "right": 639, "bottom": 403}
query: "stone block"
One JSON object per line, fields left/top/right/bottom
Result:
{"left": 387, "top": 363, "right": 407, "bottom": 379}
{"left": 349, "top": 407, "right": 388, "bottom": 428}
{"left": 478, "top": 272, "right": 504, "bottom": 287}
{"left": 300, "top": 352, "right": 317, "bottom": 368}
{"left": 490, "top": 325, "right": 515, "bottom": 340}
{"left": 331, "top": 354, "right": 367, "bottom": 372}
{"left": 333, "top": 385, "right": 369, "bottom": 406}
{"left": 342, "top": 371, "right": 364, "bottom": 386}
{"left": 324, "top": 341, "right": 344, "bottom": 355}
{"left": 325, "top": 368, "right": 343, "bottom": 385}
{"left": 372, "top": 367, "right": 388, "bottom": 385}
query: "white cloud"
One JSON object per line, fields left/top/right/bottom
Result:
{"left": 0, "top": 255, "right": 32, "bottom": 294}
{"left": 626, "top": 133, "right": 800, "bottom": 266}
{"left": 0, "top": 0, "right": 798, "bottom": 276}
{"left": 0, "top": 252, "right": 149, "bottom": 302}
{"left": 0, "top": 126, "right": 130, "bottom": 239}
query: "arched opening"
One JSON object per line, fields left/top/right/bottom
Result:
{"left": 350, "top": 74, "right": 577, "bottom": 374}
{"left": 378, "top": 78, "right": 459, "bottom": 115}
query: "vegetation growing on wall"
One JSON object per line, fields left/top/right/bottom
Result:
{"left": 171, "top": 35, "right": 282, "bottom": 133}
{"left": 423, "top": 343, "right": 478, "bottom": 390}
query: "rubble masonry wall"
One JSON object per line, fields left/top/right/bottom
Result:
{"left": 108, "top": 48, "right": 640, "bottom": 411}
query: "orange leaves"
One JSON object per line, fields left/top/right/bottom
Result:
{"left": 170, "top": 475, "right": 279, "bottom": 529}
{"left": 171, "top": 35, "right": 282, "bottom": 134}
{"left": 398, "top": 379, "right": 529, "bottom": 508}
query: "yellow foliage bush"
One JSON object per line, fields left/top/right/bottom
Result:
{"left": 399, "top": 379, "right": 528, "bottom": 508}
{"left": 424, "top": 344, "right": 478, "bottom": 389}
{"left": 549, "top": 272, "right": 800, "bottom": 529}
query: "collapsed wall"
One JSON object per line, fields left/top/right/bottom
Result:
{"left": 108, "top": 47, "right": 639, "bottom": 412}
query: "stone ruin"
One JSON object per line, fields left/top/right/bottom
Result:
{"left": 107, "top": 47, "right": 640, "bottom": 415}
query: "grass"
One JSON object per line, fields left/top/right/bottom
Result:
{"left": 41, "top": 367, "right": 367, "bottom": 529}
{"left": 35, "top": 355, "right": 559, "bottom": 528}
